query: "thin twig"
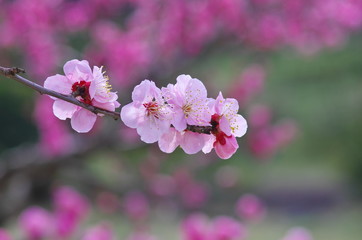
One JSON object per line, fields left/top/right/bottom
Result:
{"left": 0, "top": 66, "right": 120, "bottom": 120}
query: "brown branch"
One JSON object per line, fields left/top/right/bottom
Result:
{"left": 0, "top": 66, "right": 120, "bottom": 120}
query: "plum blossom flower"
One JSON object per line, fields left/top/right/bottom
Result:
{"left": 235, "top": 194, "right": 266, "bottom": 221}
{"left": 203, "top": 92, "right": 247, "bottom": 159}
{"left": 53, "top": 186, "right": 89, "bottom": 238}
{"left": 121, "top": 80, "right": 172, "bottom": 143}
{"left": 44, "top": 59, "right": 120, "bottom": 133}
{"left": 18, "top": 206, "right": 53, "bottom": 240}
{"left": 162, "top": 74, "right": 211, "bottom": 131}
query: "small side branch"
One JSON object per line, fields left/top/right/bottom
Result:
{"left": 0, "top": 66, "right": 120, "bottom": 120}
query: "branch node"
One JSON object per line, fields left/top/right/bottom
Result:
{"left": 5, "top": 67, "right": 26, "bottom": 76}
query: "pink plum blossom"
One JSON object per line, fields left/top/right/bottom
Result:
{"left": 162, "top": 74, "right": 211, "bottom": 131}
{"left": 44, "top": 59, "right": 120, "bottom": 133}
{"left": 182, "top": 214, "right": 211, "bottom": 240}
{"left": 203, "top": 92, "right": 247, "bottom": 159}
{"left": 212, "top": 216, "right": 247, "bottom": 240}
{"left": 18, "top": 206, "right": 53, "bottom": 240}
{"left": 121, "top": 80, "right": 172, "bottom": 143}
{"left": 53, "top": 186, "right": 89, "bottom": 238}
{"left": 82, "top": 223, "right": 115, "bottom": 240}
{"left": 235, "top": 194, "right": 266, "bottom": 221}
{"left": 123, "top": 191, "right": 149, "bottom": 221}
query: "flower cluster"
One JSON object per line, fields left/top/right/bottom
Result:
{"left": 44, "top": 61, "right": 246, "bottom": 159}
{"left": 44, "top": 59, "right": 120, "bottom": 133}
{"left": 121, "top": 75, "right": 247, "bottom": 159}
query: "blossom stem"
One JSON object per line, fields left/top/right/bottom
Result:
{"left": 0, "top": 66, "right": 120, "bottom": 120}
{"left": 0, "top": 65, "right": 215, "bottom": 133}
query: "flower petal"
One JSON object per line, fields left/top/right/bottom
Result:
{"left": 53, "top": 100, "right": 77, "bottom": 120}
{"left": 137, "top": 117, "right": 170, "bottom": 143}
{"left": 158, "top": 128, "right": 180, "bottom": 153}
{"left": 64, "top": 59, "right": 92, "bottom": 77}
{"left": 120, "top": 103, "right": 142, "bottom": 128}
{"left": 180, "top": 131, "right": 206, "bottom": 154}
{"left": 44, "top": 74, "right": 72, "bottom": 100}
{"left": 70, "top": 108, "right": 97, "bottom": 133}
{"left": 214, "top": 135, "right": 239, "bottom": 159}
{"left": 172, "top": 110, "right": 187, "bottom": 131}
{"left": 231, "top": 114, "right": 248, "bottom": 137}
{"left": 202, "top": 135, "right": 215, "bottom": 154}
{"left": 219, "top": 116, "right": 232, "bottom": 136}
{"left": 132, "top": 80, "right": 161, "bottom": 103}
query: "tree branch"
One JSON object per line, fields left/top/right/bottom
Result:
{"left": 0, "top": 65, "right": 214, "bottom": 134}
{"left": 0, "top": 66, "right": 120, "bottom": 120}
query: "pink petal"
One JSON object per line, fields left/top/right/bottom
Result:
{"left": 137, "top": 118, "right": 170, "bottom": 144}
{"left": 214, "top": 135, "right": 239, "bottom": 159}
{"left": 231, "top": 114, "right": 248, "bottom": 137}
{"left": 89, "top": 80, "right": 97, "bottom": 99}
{"left": 158, "top": 128, "right": 180, "bottom": 153}
{"left": 175, "top": 74, "right": 192, "bottom": 93}
{"left": 172, "top": 110, "right": 187, "bottom": 131}
{"left": 63, "top": 59, "right": 92, "bottom": 81}
{"left": 180, "top": 131, "right": 206, "bottom": 154}
{"left": 53, "top": 100, "right": 77, "bottom": 120}
{"left": 44, "top": 74, "right": 72, "bottom": 100}
{"left": 92, "top": 100, "right": 116, "bottom": 112}
{"left": 202, "top": 135, "right": 216, "bottom": 154}
{"left": 187, "top": 78, "right": 208, "bottom": 101}
{"left": 219, "top": 116, "right": 232, "bottom": 136}
{"left": 120, "top": 103, "right": 142, "bottom": 128}
{"left": 214, "top": 92, "right": 225, "bottom": 115}
{"left": 132, "top": 80, "right": 160, "bottom": 103}
{"left": 71, "top": 109, "right": 97, "bottom": 133}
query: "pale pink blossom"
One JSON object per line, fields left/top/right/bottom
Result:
{"left": 82, "top": 223, "right": 115, "bottom": 240}
{"left": 203, "top": 92, "right": 247, "bottom": 159}
{"left": 121, "top": 80, "right": 172, "bottom": 143}
{"left": 162, "top": 74, "right": 211, "bottom": 131}
{"left": 53, "top": 186, "right": 89, "bottom": 238}
{"left": 235, "top": 194, "right": 266, "bottom": 221}
{"left": 18, "top": 206, "right": 53, "bottom": 240}
{"left": 44, "top": 59, "right": 120, "bottom": 133}
{"left": 182, "top": 214, "right": 212, "bottom": 240}
{"left": 212, "top": 216, "right": 247, "bottom": 240}
{"left": 123, "top": 191, "right": 149, "bottom": 221}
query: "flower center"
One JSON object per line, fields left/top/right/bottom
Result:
{"left": 72, "top": 80, "right": 92, "bottom": 105}
{"left": 143, "top": 101, "right": 160, "bottom": 118}
{"left": 182, "top": 103, "right": 192, "bottom": 118}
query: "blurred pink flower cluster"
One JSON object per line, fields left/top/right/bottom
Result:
{"left": 227, "top": 65, "right": 297, "bottom": 159}
{"left": 1, "top": 0, "right": 361, "bottom": 80}
{"left": 15, "top": 186, "right": 90, "bottom": 240}
{"left": 1, "top": 0, "right": 359, "bottom": 158}
{"left": 0, "top": 186, "right": 313, "bottom": 240}
{"left": 121, "top": 75, "right": 247, "bottom": 159}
